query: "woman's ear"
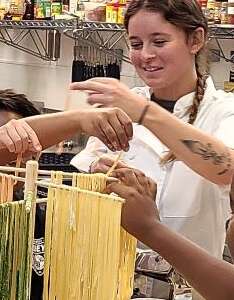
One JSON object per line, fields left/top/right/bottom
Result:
{"left": 189, "top": 27, "right": 205, "bottom": 55}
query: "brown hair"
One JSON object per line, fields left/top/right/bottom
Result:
{"left": 124, "top": 0, "right": 209, "bottom": 163}
{"left": 0, "top": 89, "right": 40, "bottom": 117}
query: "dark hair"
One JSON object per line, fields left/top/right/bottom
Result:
{"left": 124, "top": 0, "right": 209, "bottom": 162}
{"left": 0, "top": 89, "right": 40, "bottom": 117}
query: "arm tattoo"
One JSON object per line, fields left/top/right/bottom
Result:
{"left": 182, "top": 140, "right": 232, "bottom": 176}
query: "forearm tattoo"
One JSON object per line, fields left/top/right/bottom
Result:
{"left": 182, "top": 140, "right": 232, "bottom": 175}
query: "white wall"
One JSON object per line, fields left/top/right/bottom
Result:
{"left": 0, "top": 33, "right": 233, "bottom": 110}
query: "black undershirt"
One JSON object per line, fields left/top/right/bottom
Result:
{"left": 150, "top": 93, "right": 176, "bottom": 113}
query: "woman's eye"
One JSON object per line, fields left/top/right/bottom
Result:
{"left": 153, "top": 41, "right": 166, "bottom": 46}
{"left": 130, "top": 43, "right": 142, "bottom": 49}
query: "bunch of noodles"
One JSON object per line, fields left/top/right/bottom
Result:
{"left": 43, "top": 171, "right": 137, "bottom": 300}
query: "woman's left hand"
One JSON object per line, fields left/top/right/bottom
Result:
{"left": 106, "top": 167, "right": 158, "bottom": 239}
{"left": 70, "top": 78, "right": 147, "bottom": 123}
{"left": 0, "top": 119, "right": 42, "bottom": 154}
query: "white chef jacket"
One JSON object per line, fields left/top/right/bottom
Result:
{"left": 71, "top": 77, "right": 234, "bottom": 259}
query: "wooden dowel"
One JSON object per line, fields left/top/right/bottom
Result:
{"left": 0, "top": 165, "right": 74, "bottom": 176}
{"left": 24, "top": 161, "right": 39, "bottom": 212}
{"left": 0, "top": 166, "right": 119, "bottom": 180}
{"left": 0, "top": 166, "right": 119, "bottom": 182}
{"left": 24, "top": 160, "right": 39, "bottom": 299}
{"left": 106, "top": 152, "right": 123, "bottom": 176}
{"left": 36, "top": 180, "right": 124, "bottom": 203}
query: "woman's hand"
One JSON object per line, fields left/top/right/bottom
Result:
{"left": 106, "top": 167, "right": 158, "bottom": 240}
{"left": 0, "top": 119, "right": 42, "bottom": 154}
{"left": 79, "top": 107, "right": 133, "bottom": 152}
{"left": 70, "top": 78, "right": 147, "bottom": 123}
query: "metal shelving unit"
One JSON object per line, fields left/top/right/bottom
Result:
{"left": 0, "top": 19, "right": 128, "bottom": 61}
{"left": 0, "top": 19, "right": 233, "bottom": 62}
{"left": 209, "top": 24, "right": 234, "bottom": 39}
{"left": 0, "top": 19, "right": 126, "bottom": 31}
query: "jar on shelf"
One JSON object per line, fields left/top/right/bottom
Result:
{"left": 214, "top": 1, "right": 222, "bottom": 24}
{"left": 221, "top": 1, "right": 229, "bottom": 24}
{"left": 34, "top": 0, "right": 52, "bottom": 19}
{"left": 112, "top": 3, "right": 118, "bottom": 22}
{"left": 51, "top": 1, "right": 62, "bottom": 17}
{"left": 23, "top": 0, "right": 34, "bottom": 20}
{"left": 106, "top": 2, "right": 113, "bottom": 22}
{"left": 117, "top": 3, "right": 126, "bottom": 24}
{"left": 6, "top": 0, "right": 24, "bottom": 20}
{"left": 228, "top": 0, "right": 234, "bottom": 24}
{"left": 106, "top": 2, "right": 118, "bottom": 23}
{"left": 207, "top": 0, "right": 215, "bottom": 24}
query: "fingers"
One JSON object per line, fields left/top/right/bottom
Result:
{"left": 87, "top": 93, "right": 110, "bottom": 106}
{"left": 5, "top": 120, "right": 28, "bottom": 153}
{"left": 116, "top": 110, "right": 133, "bottom": 140}
{"left": 0, "top": 128, "right": 16, "bottom": 152}
{"left": 132, "top": 169, "right": 157, "bottom": 199}
{"left": 106, "top": 181, "right": 137, "bottom": 199}
{"left": 133, "top": 168, "right": 149, "bottom": 187}
{"left": 107, "top": 109, "right": 133, "bottom": 150}
{"left": 89, "top": 77, "right": 117, "bottom": 83}
{"left": 70, "top": 80, "right": 107, "bottom": 94}
{"left": 111, "top": 168, "right": 140, "bottom": 188}
{"left": 97, "top": 109, "right": 132, "bottom": 152}
{"left": 21, "top": 121, "right": 42, "bottom": 152}
{"left": 99, "top": 121, "right": 122, "bottom": 151}
{"left": 0, "top": 119, "right": 41, "bottom": 154}
{"left": 91, "top": 157, "right": 114, "bottom": 173}
{"left": 115, "top": 160, "right": 128, "bottom": 169}
{"left": 111, "top": 167, "right": 155, "bottom": 198}
{"left": 91, "top": 121, "right": 117, "bottom": 152}
{"left": 107, "top": 113, "right": 130, "bottom": 151}
{"left": 91, "top": 156, "right": 127, "bottom": 174}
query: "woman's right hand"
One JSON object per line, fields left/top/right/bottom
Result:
{"left": 106, "top": 167, "right": 159, "bottom": 240}
{"left": 0, "top": 119, "right": 42, "bottom": 154}
{"left": 79, "top": 107, "right": 133, "bottom": 152}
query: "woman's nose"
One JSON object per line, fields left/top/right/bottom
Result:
{"left": 141, "top": 46, "right": 156, "bottom": 61}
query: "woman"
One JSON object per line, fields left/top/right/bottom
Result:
{"left": 70, "top": 0, "right": 234, "bottom": 264}
{"left": 106, "top": 167, "right": 234, "bottom": 300}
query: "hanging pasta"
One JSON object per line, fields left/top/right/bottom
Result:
{"left": 0, "top": 200, "right": 36, "bottom": 299}
{"left": 0, "top": 161, "right": 38, "bottom": 300}
{"left": 72, "top": 172, "right": 107, "bottom": 192}
{"left": 0, "top": 173, "right": 14, "bottom": 204}
{"left": 43, "top": 173, "right": 137, "bottom": 300}
{"left": 0, "top": 163, "right": 137, "bottom": 300}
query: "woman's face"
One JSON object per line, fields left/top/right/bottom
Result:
{"left": 128, "top": 10, "right": 196, "bottom": 91}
